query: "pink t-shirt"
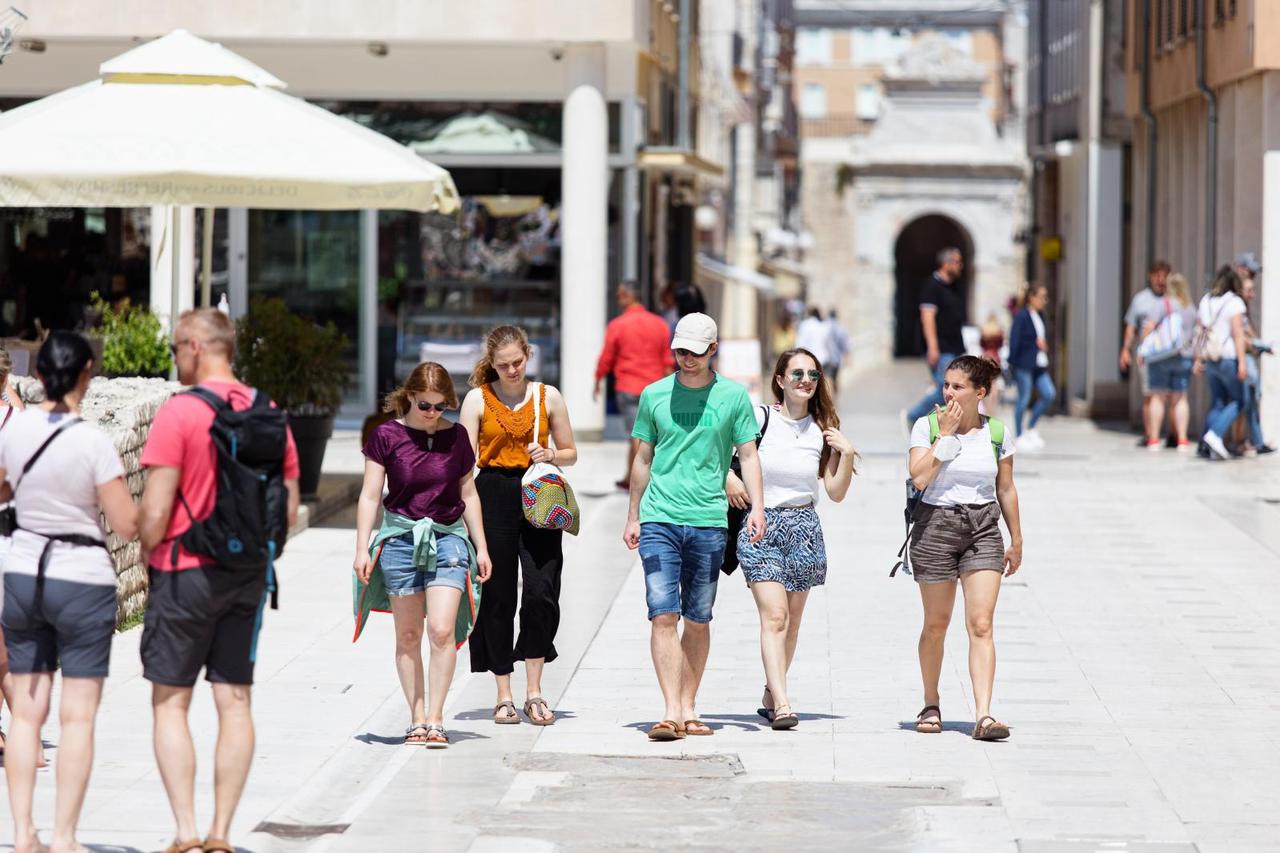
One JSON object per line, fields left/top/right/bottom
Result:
{"left": 141, "top": 381, "right": 300, "bottom": 571}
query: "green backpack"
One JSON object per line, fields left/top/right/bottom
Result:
{"left": 891, "top": 414, "right": 1005, "bottom": 578}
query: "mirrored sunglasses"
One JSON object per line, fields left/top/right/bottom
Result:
{"left": 788, "top": 369, "right": 822, "bottom": 382}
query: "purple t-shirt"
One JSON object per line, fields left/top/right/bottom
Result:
{"left": 362, "top": 420, "right": 476, "bottom": 524}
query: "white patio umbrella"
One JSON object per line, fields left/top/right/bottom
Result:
{"left": 0, "top": 29, "right": 460, "bottom": 310}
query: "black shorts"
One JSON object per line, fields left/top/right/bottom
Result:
{"left": 2, "top": 573, "right": 116, "bottom": 678}
{"left": 140, "top": 566, "right": 267, "bottom": 687}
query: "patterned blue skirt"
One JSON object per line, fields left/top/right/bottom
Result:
{"left": 737, "top": 505, "right": 827, "bottom": 592}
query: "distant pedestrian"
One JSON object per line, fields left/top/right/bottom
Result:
{"left": 1137, "top": 273, "right": 1196, "bottom": 451}
{"left": 594, "top": 283, "right": 675, "bottom": 490}
{"left": 1194, "top": 266, "right": 1249, "bottom": 461}
{"left": 674, "top": 281, "right": 708, "bottom": 318}
{"left": 353, "top": 362, "right": 492, "bottom": 748}
{"left": 1008, "top": 284, "right": 1056, "bottom": 451}
{"left": 138, "top": 308, "right": 300, "bottom": 853}
{"left": 0, "top": 331, "right": 139, "bottom": 853}
{"left": 726, "top": 348, "right": 855, "bottom": 731}
{"left": 823, "top": 310, "right": 851, "bottom": 393}
{"left": 623, "top": 312, "right": 764, "bottom": 742}
{"left": 907, "top": 355, "right": 1023, "bottom": 742}
{"left": 1239, "top": 272, "right": 1274, "bottom": 455}
{"left": 794, "top": 308, "right": 831, "bottom": 368}
{"left": 658, "top": 286, "right": 680, "bottom": 332}
{"left": 902, "top": 248, "right": 966, "bottom": 433}
{"left": 1120, "top": 261, "right": 1172, "bottom": 448}
{"left": 458, "top": 325, "right": 578, "bottom": 726}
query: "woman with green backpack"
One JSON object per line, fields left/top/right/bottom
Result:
{"left": 906, "top": 355, "right": 1024, "bottom": 742}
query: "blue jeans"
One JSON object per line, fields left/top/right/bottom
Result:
{"left": 906, "top": 353, "right": 958, "bottom": 422}
{"left": 1245, "top": 355, "right": 1265, "bottom": 447}
{"left": 1013, "top": 369, "right": 1056, "bottom": 435}
{"left": 638, "top": 522, "right": 726, "bottom": 623}
{"left": 1204, "top": 358, "right": 1245, "bottom": 438}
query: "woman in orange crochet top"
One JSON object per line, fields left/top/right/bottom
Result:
{"left": 458, "top": 326, "right": 578, "bottom": 726}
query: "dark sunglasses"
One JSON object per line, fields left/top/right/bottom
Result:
{"left": 787, "top": 369, "right": 822, "bottom": 382}
{"left": 674, "top": 347, "right": 710, "bottom": 358}
{"left": 416, "top": 400, "right": 449, "bottom": 413}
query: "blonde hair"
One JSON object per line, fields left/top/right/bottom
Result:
{"left": 0, "top": 345, "right": 11, "bottom": 388}
{"left": 383, "top": 361, "right": 458, "bottom": 416}
{"left": 1167, "top": 272, "right": 1191, "bottom": 307}
{"left": 177, "top": 308, "right": 236, "bottom": 357}
{"left": 468, "top": 325, "right": 531, "bottom": 388}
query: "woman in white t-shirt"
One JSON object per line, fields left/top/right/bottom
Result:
{"left": 1194, "top": 265, "right": 1250, "bottom": 460}
{"left": 727, "top": 349, "right": 856, "bottom": 730}
{"left": 907, "top": 355, "right": 1024, "bottom": 742}
{"left": 0, "top": 343, "right": 25, "bottom": 757}
{"left": 0, "top": 332, "right": 138, "bottom": 853}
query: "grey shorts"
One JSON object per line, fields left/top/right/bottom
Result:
{"left": 909, "top": 502, "right": 1005, "bottom": 584}
{"left": 617, "top": 392, "right": 642, "bottom": 436}
{"left": 1, "top": 573, "right": 116, "bottom": 678}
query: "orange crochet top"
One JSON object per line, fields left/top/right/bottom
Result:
{"left": 476, "top": 383, "right": 549, "bottom": 468}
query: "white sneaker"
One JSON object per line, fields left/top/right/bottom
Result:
{"left": 1203, "top": 431, "right": 1229, "bottom": 460}
{"left": 1024, "top": 428, "right": 1046, "bottom": 450}
{"left": 1016, "top": 433, "right": 1040, "bottom": 453}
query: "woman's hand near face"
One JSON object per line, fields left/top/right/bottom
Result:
{"left": 935, "top": 400, "right": 964, "bottom": 436}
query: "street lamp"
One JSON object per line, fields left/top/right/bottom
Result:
{"left": 0, "top": 5, "right": 28, "bottom": 65}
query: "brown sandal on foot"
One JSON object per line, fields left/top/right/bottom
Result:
{"left": 683, "top": 718, "right": 713, "bottom": 736}
{"left": 972, "top": 715, "right": 1010, "bottom": 741}
{"left": 771, "top": 706, "right": 799, "bottom": 731}
{"left": 163, "top": 840, "right": 203, "bottom": 853}
{"left": 202, "top": 840, "right": 235, "bottom": 853}
{"left": 493, "top": 700, "right": 521, "bottom": 725}
{"left": 647, "top": 720, "right": 685, "bottom": 741}
{"left": 915, "top": 704, "right": 942, "bottom": 734}
{"left": 523, "top": 696, "right": 556, "bottom": 726}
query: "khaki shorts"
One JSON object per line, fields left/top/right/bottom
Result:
{"left": 909, "top": 502, "right": 1005, "bottom": 584}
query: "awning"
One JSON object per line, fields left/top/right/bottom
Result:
{"left": 637, "top": 147, "right": 726, "bottom": 181}
{"left": 695, "top": 254, "right": 774, "bottom": 294}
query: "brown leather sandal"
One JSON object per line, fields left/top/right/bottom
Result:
{"left": 647, "top": 720, "right": 685, "bottom": 741}
{"left": 493, "top": 700, "right": 521, "bottom": 725}
{"left": 916, "top": 704, "right": 942, "bottom": 734}
{"left": 163, "top": 840, "right": 203, "bottom": 853}
{"left": 972, "top": 715, "right": 1010, "bottom": 741}
{"left": 202, "top": 840, "right": 235, "bottom": 853}
{"left": 683, "top": 718, "right": 713, "bottom": 736}
{"left": 523, "top": 696, "right": 556, "bottom": 726}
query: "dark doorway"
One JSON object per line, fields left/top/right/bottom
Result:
{"left": 893, "top": 215, "right": 973, "bottom": 357}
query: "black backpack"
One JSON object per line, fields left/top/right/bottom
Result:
{"left": 170, "top": 386, "right": 289, "bottom": 608}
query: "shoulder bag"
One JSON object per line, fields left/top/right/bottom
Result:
{"left": 520, "top": 383, "right": 580, "bottom": 535}
{"left": 722, "top": 404, "right": 771, "bottom": 576}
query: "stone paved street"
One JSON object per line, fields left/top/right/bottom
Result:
{"left": 5, "top": 363, "right": 1280, "bottom": 852}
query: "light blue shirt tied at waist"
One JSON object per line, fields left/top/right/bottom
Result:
{"left": 351, "top": 510, "right": 481, "bottom": 646}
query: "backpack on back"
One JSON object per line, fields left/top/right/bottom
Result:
{"left": 171, "top": 385, "right": 290, "bottom": 608}
{"left": 892, "top": 413, "right": 1004, "bottom": 577}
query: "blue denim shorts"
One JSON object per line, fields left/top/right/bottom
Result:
{"left": 638, "top": 522, "right": 727, "bottom": 624}
{"left": 378, "top": 532, "right": 469, "bottom": 596}
{"left": 1147, "top": 356, "right": 1192, "bottom": 393}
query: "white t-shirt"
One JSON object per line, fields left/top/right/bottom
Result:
{"left": 1029, "top": 309, "right": 1050, "bottom": 368}
{"left": 910, "top": 416, "right": 1015, "bottom": 507}
{"left": 0, "top": 410, "right": 124, "bottom": 586}
{"left": 1197, "top": 293, "right": 1246, "bottom": 356}
{"left": 755, "top": 405, "right": 824, "bottom": 508}
{"left": 794, "top": 317, "right": 831, "bottom": 365}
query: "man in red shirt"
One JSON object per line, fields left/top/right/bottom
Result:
{"left": 594, "top": 283, "right": 675, "bottom": 490}
{"left": 138, "top": 308, "right": 300, "bottom": 853}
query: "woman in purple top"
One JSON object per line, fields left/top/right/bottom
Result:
{"left": 353, "top": 362, "right": 492, "bottom": 747}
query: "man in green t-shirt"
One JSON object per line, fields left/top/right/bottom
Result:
{"left": 623, "top": 312, "right": 765, "bottom": 741}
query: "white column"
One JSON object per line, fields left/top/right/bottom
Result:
{"left": 359, "top": 209, "right": 378, "bottom": 415}
{"left": 561, "top": 46, "right": 608, "bottom": 440}
{"left": 1260, "top": 150, "right": 1280, "bottom": 442}
{"left": 149, "top": 205, "right": 195, "bottom": 331}
{"left": 227, "top": 208, "right": 249, "bottom": 320}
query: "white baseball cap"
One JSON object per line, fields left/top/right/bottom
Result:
{"left": 671, "top": 312, "right": 718, "bottom": 354}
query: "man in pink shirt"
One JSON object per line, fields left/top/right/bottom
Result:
{"left": 594, "top": 283, "right": 675, "bottom": 490}
{"left": 138, "top": 308, "right": 300, "bottom": 853}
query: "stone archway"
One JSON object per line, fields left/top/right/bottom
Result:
{"left": 893, "top": 214, "right": 974, "bottom": 357}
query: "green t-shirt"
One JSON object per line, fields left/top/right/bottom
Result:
{"left": 632, "top": 372, "right": 759, "bottom": 527}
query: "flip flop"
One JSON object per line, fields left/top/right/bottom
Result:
{"left": 163, "top": 840, "right": 203, "bottom": 853}
{"left": 972, "top": 715, "right": 1010, "bottom": 741}
{"left": 757, "top": 684, "right": 774, "bottom": 722}
{"left": 683, "top": 719, "right": 713, "bottom": 736}
{"left": 523, "top": 696, "right": 556, "bottom": 726}
{"left": 647, "top": 720, "right": 685, "bottom": 741}
{"left": 916, "top": 704, "right": 942, "bottom": 734}
{"left": 202, "top": 840, "right": 235, "bottom": 853}
{"left": 493, "top": 700, "right": 521, "bottom": 725}
{"left": 770, "top": 706, "right": 799, "bottom": 731}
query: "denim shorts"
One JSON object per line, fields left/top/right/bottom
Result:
{"left": 378, "top": 532, "right": 470, "bottom": 596}
{"left": 1147, "top": 356, "right": 1192, "bottom": 393}
{"left": 638, "top": 522, "right": 727, "bottom": 624}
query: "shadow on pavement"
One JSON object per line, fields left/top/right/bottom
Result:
{"left": 896, "top": 719, "right": 982, "bottom": 735}
{"left": 453, "top": 707, "right": 579, "bottom": 724}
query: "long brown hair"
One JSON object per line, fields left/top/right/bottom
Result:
{"left": 384, "top": 361, "right": 458, "bottom": 416}
{"left": 772, "top": 348, "right": 856, "bottom": 474}
{"left": 468, "top": 325, "right": 531, "bottom": 389}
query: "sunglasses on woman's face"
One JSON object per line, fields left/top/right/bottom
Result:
{"left": 787, "top": 370, "right": 822, "bottom": 382}
{"left": 416, "top": 400, "right": 448, "bottom": 413}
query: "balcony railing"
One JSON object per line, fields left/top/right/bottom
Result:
{"left": 800, "top": 113, "right": 872, "bottom": 139}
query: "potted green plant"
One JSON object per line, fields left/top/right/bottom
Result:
{"left": 90, "top": 293, "right": 172, "bottom": 378}
{"left": 234, "top": 298, "right": 348, "bottom": 499}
